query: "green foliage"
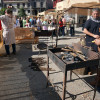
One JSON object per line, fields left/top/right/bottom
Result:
{"left": 0, "top": 8, "right": 7, "bottom": 15}
{"left": 18, "top": 8, "right": 27, "bottom": 17}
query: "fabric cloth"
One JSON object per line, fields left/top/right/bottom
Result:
{"left": 0, "top": 15, "right": 15, "bottom": 45}
{"left": 84, "top": 16, "right": 100, "bottom": 52}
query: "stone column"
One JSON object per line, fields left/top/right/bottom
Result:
{"left": 75, "top": 8, "right": 78, "bottom": 28}
{"left": 87, "top": 9, "right": 91, "bottom": 20}
{"left": 30, "top": 4, "right": 32, "bottom": 16}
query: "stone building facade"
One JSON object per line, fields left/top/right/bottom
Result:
{"left": 3, "top": 0, "right": 47, "bottom": 15}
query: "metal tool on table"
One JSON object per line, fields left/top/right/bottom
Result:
{"left": 88, "top": 41, "right": 95, "bottom": 43}
{"left": 61, "top": 46, "right": 87, "bottom": 61}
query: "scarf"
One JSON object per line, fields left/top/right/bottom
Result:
{"left": 90, "top": 16, "right": 100, "bottom": 23}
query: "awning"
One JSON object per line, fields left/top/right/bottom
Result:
{"left": 56, "top": 1, "right": 68, "bottom": 11}
{"left": 64, "top": 0, "right": 100, "bottom": 16}
{"left": 66, "top": 0, "right": 100, "bottom": 8}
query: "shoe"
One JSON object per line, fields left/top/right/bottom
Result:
{"left": 12, "top": 52, "right": 16, "bottom": 55}
{"left": 3, "top": 54, "right": 10, "bottom": 57}
{"left": 61, "top": 36, "right": 64, "bottom": 38}
{"left": 58, "top": 36, "right": 60, "bottom": 38}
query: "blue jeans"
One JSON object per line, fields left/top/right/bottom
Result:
{"left": 63, "top": 26, "right": 65, "bottom": 36}
{"left": 70, "top": 27, "right": 75, "bottom": 36}
{"left": 5, "top": 43, "right": 16, "bottom": 55}
{"left": 59, "top": 27, "right": 65, "bottom": 36}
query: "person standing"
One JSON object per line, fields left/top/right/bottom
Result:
{"left": 19, "top": 17, "right": 23, "bottom": 27}
{"left": 42, "top": 19, "right": 48, "bottom": 30}
{"left": 83, "top": 8, "right": 100, "bottom": 52}
{"left": 25, "top": 17, "right": 31, "bottom": 28}
{"left": 23, "top": 17, "right": 26, "bottom": 28}
{"left": 62, "top": 16, "right": 66, "bottom": 36}
{"left": 83, "top": 8, "right": 100, "bottom": 86}
{"left": 69, "top": 18, "right": 75, "bottom": 36}
{"left": 0, "top": 8, "right": 16, "bottom": 56}
{"left": 31, "top": 17, "right": 36, "bottom": 27}
{"left": 36, "top": 17, "right": 42, "bottom": 31}
{"left": 16, "top": 17, "right": 20, "bottom": 27}
{"left": 58, "top": 18, "right": 64, "bottom": 36}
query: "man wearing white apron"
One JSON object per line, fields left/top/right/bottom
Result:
{"left": 0, "top": 8, "right": 16, "bottom": 56}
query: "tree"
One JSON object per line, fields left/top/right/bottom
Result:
{"left": 0, "top": 8, "right": 7, "bottom": 15}
{"left": 18, "top": 8, "right": 27, "bottom": 17}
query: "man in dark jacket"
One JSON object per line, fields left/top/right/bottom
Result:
{"left": 83, "top": 8, "right": 100, "bottom": 86}
{"left": 83, "top": 8, "right": 100, "bottom": 52}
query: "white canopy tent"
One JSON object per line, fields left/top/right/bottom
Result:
{"left": 56, "top": 0, "right": 100, "bottom": 15}
{"left": 64, "top": 0, "right": 100, "bottom": 16}
{"left": 66, "top": 0, "right": 100, "bottom": 8}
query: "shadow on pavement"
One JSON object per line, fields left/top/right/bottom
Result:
{"left": 15, "top": 44, "right": 61, "bottom": 100}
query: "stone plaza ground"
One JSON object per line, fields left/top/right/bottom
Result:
{"left": 0, "top": 27, "right": 100, "bottom": 100}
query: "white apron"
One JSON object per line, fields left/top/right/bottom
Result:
{"left": 0, "top": 15, "right": 15, "bottom": 45}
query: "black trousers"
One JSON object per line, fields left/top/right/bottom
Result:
{"left": 70, "top": 27, "right": 75, "bottom": 36}
{"left": 5, "top": 43, "right": 16, "bottom": 55}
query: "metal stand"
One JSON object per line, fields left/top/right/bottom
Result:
{"left": 46, "top": 56, "right": 49, "bottom": 88}
{"left": 70, "top": 70, "right": 72, "bottom": 80}
{"left": 46, "top": 48, "right": 99, "bottom": 100}
{"left": 62, "top": 67, "right": 67, "bottom": 100}
{"left": 93, "top": 52, "right": 100, "bottom": 100}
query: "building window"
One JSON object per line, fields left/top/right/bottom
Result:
{"left": 41, "top": 2, "right": 43, "bottom": 8}
{"left": 9, "top": 4, "right": 12, "bottom": 6}
{"left": 33, "top": 2, "right": 36, "bottom": 8}
{"left": 28, "top": 10, "right": 30, "bottom": 13}
{"left": 27, "top": 3, "right": 30, "bottom": 7}
{"left": 4, "top": 4, "right": 6, "bottom": 8}
{"left": 17, "top": 3, "right": 20, "bottom": 8}
{"left": 23, "top": 3, "right": 25, "bottom": 7}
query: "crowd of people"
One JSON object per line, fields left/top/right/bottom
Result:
{"left": 15, "top": 16, "right": 57, "bottom": 29}
{"left": 58, "top": 16, "right": 75, "bottom": 37}
{"left": 15, "top": 16, "right": 36, "bottom": 28}
{"left": 15, "top": 15, "right": 76, "bottom": 37}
